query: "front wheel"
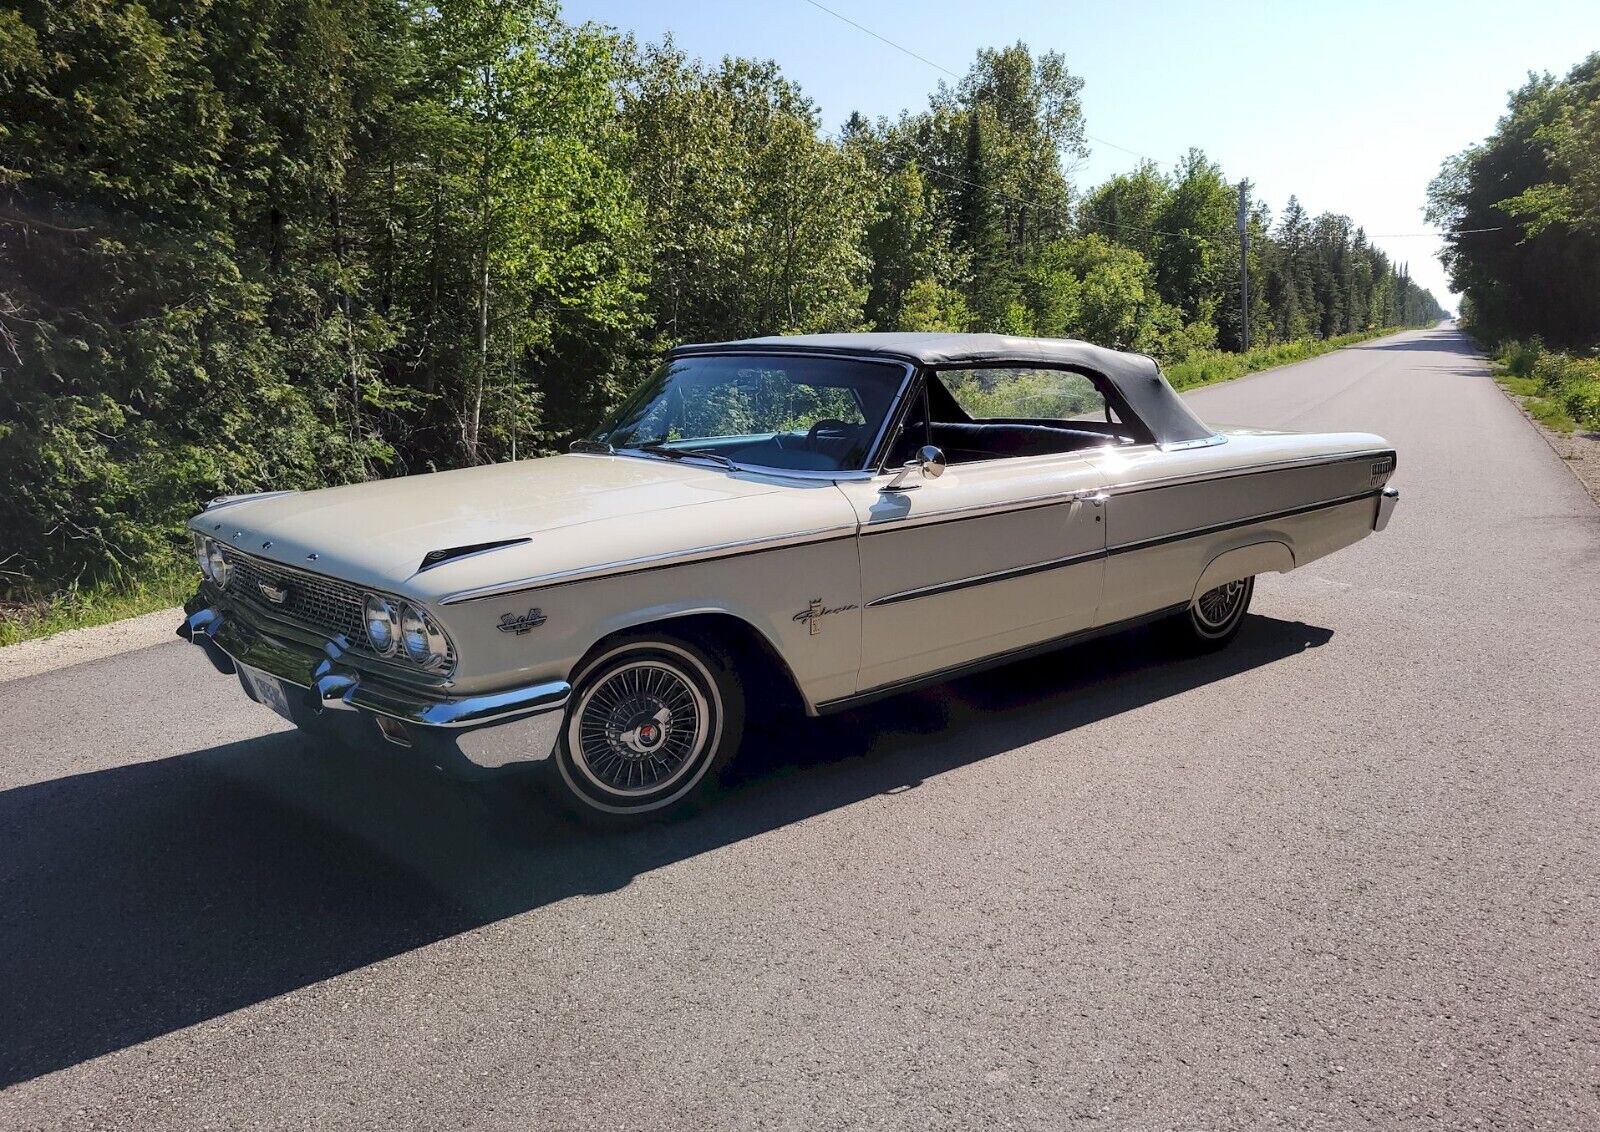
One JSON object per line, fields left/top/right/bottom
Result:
{"left": 1171, "top": 575, "right": 1254, "bottom": 651}
{"left": 551, "top": 634, "right": 744, "bottom": 821}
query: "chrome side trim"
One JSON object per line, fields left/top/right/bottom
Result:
{"left": 861, "top": 488, "right": 1382, "bottom": 610}
{"left": 856, "top": 450, "right": 1394, "bottom": 536}
{"left": 859, "top": 489, "right": 1078, "bottom": 534}
{"left": 1104, "top": 448, "right": 1394, "bottom": 497}
{"left": 1105, "top": 489, "right": 1380, "bottom": 557}
{"left": 866, "top": 548, "right": 1105, "bottom": 607}
{"left": 439, "top": 525, "right": 858, "bottom": 605}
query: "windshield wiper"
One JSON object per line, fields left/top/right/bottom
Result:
{"left": 634, "top": 441, "right": 736, "bottom": 470}
{"left": 568, "top": 438, "right": 614, "bottom": 454}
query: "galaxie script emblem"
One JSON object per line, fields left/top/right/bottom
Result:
{"left": 792, "top": 598, "right": 858, "bottom": 636}
{"left": 498, "top": 608, "right": 548, "bottom": 634}
{"left": 257, "top": 579, "right": 289, "bottom": 605}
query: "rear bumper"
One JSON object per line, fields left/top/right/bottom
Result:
{"left": 179, "top": 596, "right": 568, "bottom": 778}
{"left": 1374, "top": 485, "right": 1400, "bottom": 531}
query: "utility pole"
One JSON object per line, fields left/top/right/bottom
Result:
{"left": 1237, "top": 179, "right": 1251, "bottom": 351}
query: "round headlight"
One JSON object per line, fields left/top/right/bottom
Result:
{"left": 193, "top": 532, "right": 213, "bottom": 580}
{"left": 206, "top": 539, "right": 231, "bottom": 589}
{"left": 400, "top": 603, "right": 450, "bottom": 668}
{"left": 363, "top": 595, "right": 398, "bottom": 656}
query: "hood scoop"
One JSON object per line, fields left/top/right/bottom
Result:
{"left": 417, "top": 537, "right": 532, "bottom": 574}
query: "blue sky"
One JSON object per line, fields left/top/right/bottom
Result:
{"left": 564, "top": 0, "right": 1600, "bottom": 309}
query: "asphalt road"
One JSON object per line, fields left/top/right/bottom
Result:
{"left": 2, "top": 326, "right": 1596, "bottom": 1130}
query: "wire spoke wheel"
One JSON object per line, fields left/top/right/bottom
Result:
{"left": 1196, "top": 579, "right": 1246, "bottom": 628}
{"left": 1187, "top": 576, "right": 1253, "bottom": 642}
{"left": 567, "top": 653, "right": 713, "bottom": 801}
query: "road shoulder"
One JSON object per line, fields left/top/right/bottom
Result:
{"left": 1491, "top": 378, "right": 1600, "bottom": 505}
{"left": 0, "top": 606, "right": 184, "bottom": 684}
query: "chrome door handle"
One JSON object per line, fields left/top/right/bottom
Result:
{"left": 1072, "top": 490, "right": 1109, "bottom": 507}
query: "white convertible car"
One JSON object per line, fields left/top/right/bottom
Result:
{"left": 180, "top": 333, "right": 1398, "bottom": 818}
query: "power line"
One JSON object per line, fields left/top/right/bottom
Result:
{"left": 798, "top": 0, "right": 1489, "bottom": 258}
{"left": 797, "top": 0, "right": 1154, "bottom": 164}
{"left": 798, "top": 0, "right": 958, "bottom": 81}
{"left": 1366, "top": 227, "right": 1504, "bottom": 237}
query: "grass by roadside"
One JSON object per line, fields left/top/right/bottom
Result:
{"left": 1164, "top": 326, "right": 1406, "bottom": 391}
{"left": 1495, "top": 373, "right": 1579, "bottom": 433}
{"left": 1483, "top": 335, "right": 1600, "bottom": 505}
{"left": 0, "top": 560, "right": 194, "bottom": 648}
{"left": 1488, "top": 337, "right": 1600, "bottom": 435}
{"left": 0, "top": 324, "right": 1427, "bottom": 648}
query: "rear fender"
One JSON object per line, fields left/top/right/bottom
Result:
{"left": 1192, "top": 541, "right": 1294, "bottom": 602}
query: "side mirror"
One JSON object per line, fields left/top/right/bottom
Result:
{"left": 883, "top": 445, "right": 947, "bottom": 492}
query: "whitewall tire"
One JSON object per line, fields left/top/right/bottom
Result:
{"left": 552, "top": 635, "right": 744, "bottom": 820}
{"left": 1175, "top": 575, "right": 1254, "bottom": 650}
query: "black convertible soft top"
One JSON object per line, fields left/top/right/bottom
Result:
{"left": 671, "top": 332, "right": 1220, "bottom": 448}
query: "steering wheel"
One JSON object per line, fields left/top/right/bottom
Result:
{"left": 804, "top": 418, "right": 852, "bottom": 450}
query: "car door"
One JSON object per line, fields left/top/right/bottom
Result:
{"left": 835, "top": 455, "right": 1109, "bottom": 693}
{"left": 832, "top": 365, "right": 1125, "bottom": 695}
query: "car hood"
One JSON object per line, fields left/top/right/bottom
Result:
{"left": 191, "top": 454, "right": 826, "bottom": 592}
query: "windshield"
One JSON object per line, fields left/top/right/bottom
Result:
{"left": 590, "top": 353, "right": 907, "bottom": 472}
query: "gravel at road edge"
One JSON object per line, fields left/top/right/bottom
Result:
{"left": 0, "top": 606, "right": 184, "bottom": 684}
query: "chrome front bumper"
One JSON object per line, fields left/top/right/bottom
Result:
{"left": 179, "top": 597, "right": 568, "bottom": 777}
{"left": 1374, "top": 485, "right": 1400, "bottom": 532}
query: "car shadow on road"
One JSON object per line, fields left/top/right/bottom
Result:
{"left": 0, "top": 613, "right": 1330, "bottom": 1086}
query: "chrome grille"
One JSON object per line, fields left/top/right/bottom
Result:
{"left": 228, "top": 550, "right": 373, "bottom": 651}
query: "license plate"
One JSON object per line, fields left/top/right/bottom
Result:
{"left": 240, "top": 664, "right": 296, "bottom": 724}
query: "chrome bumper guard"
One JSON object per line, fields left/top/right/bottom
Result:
{"left": 1374, "top": 485, "right": 1400, "bottom": 532}
{"left": 179, "top": 599, "right": 568, "bottom": 777}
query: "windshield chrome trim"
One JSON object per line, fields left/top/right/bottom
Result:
{"left": 595, "top": 350, "right": 916, "bottom": 477}
{"left": 569, "top": 448, "right": 875, "bottom": 483}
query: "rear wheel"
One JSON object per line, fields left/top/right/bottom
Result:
{"left": 551, "top": 634, "right": 744, "bottom": 821}
{"left": 1172, "top": 575, "right": 1254, "bottom": 651}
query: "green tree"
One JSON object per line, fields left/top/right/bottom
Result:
{"left": 1079, "top": 161, "right": 1169, "bottom": 263}
{"left": 620, "top": 42, "right": 870, "bottom": 349}
{"left": 1428, "top": 54, "right": 1600, "bottom": 345}
{"left": 396, "top": 0, "right": 640, "bottom": 463}
{"left": 1152, "top": 149, "right": 1234, "bottom": 325}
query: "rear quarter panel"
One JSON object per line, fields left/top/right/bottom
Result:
{"left": 1086, "top": 432, "right": 1393, "bottom": 624}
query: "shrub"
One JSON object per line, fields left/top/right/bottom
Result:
{"left": 1561, "top": 372, "right": 1600, "bottom": 432}
{"left": 1502, "top": 338, "right": 1543, "bottom": 377}
{"left": 1534, "top": 350, "right": 1600, "bottom": 398}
